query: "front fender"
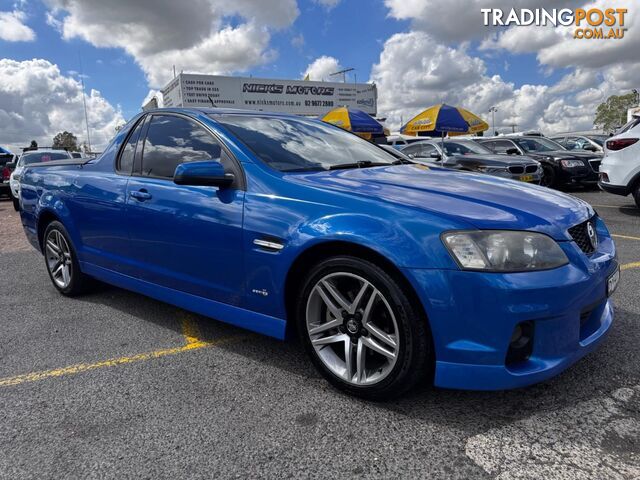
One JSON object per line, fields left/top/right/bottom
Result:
{"left": 242, "top": 197, "right": 460, "bottom": 319}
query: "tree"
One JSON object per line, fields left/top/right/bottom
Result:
{"left": 52, "top": 131, "right": 80, "bottom": 151}
{"left": 594, "top": 92, "right": 639, "bottom": 133}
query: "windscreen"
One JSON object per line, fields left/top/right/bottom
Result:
{"left": 214, "top": 115, "right": 397, "bottom": 172}
{"left": 21, "top": 152, "right": 70, "bottom": 164}
{"left": 442, "top": 141, "right": 492, "bottom": 156}
{"left": 513, "top": 137, "right": 565, "bottom": 153}
{"left": 586, "top": 135, "right": 608, "bottom": 146}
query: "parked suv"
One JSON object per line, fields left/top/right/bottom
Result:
{"left": 599, "top": 115, "right": 640, "bottom": 207}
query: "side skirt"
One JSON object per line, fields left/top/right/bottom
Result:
{"left": 81, "top": 262, "right": 287, "bottom": 340}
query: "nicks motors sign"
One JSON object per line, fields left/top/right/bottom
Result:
{"left": 163, "top": 73, "right": 377, "bottom": 115}
{"left": 242, "top": 83, "right": 336, "bottom": 96}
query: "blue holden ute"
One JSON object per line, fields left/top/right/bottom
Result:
{"left": 18, "top": 108, "right": 619, "bottom": 399}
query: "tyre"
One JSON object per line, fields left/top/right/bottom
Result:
{"left": 296, "top": 256, "right": 431, "bottom": 400}
{"left": 540, "top": 164, "right": 556, "bottom": 188}
{"left": 12, "top": 195, "right": 19, "bottom": 211}
{"left": 633, "top": 183, "right": 640, "bottom": 209}
{"left": 43, "top": 221, "right": 92, "bottom": 296}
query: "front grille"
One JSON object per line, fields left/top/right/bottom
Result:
{"left": 568, "top": 216, "right": 597, "bottom": 255}
{"left": 508, "top": 165, "right": 524, "bottom": 174}
{"left": 588, "top": 159, "right": 601, "bottom": 172}
{"left": 525, "top": 164, "right": 538, "bottom": 173}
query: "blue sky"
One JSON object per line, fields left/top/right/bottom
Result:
{"left": 2, "top": 0, "right": 568, "bottom": 119}
{"left": 0, "top": 0, "right": 635, "bottom": 150}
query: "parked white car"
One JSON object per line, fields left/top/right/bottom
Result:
{"left": 599, "top": 115, "right": 640, "bottom": 208}
{"left": 9, "top": 149, "right": 74, "bottom": 210}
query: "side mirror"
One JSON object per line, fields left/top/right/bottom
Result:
{"left": 505, "top": 148, "right": 520, "bottom": 155}
{"left": 173, "top": 161, "right": 234, "bottom": 188}
{"left": 430, "top": 152, "right": 442, "bottom": 160}
{"left": 407, "top": 153, "right": 416, "bottom": 159}
{"left": 584, "top": 145, "right": 598, "bottom": 152}
{"left": 6, "top": 162, "right": 16, "bottom": 169}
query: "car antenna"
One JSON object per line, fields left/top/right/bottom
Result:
{"left": 208, "top": 95, "right": 217, "bottom": 108}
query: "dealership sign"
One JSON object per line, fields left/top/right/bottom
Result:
{"left": 161, "top": 73, "right": 377, "bottom": 116}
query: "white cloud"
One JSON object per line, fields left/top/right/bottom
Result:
{"left": 45, "top": 0, "right": 299, "bottom": 87}
{"left": 0, "top": 10, "right": 36, "bottom": 41}
{"left": 302, "top": 55, "right": 342, "bottom": 81}
{"left": 370, "top": 29, "right": 638, "bottom": 135}
{"left": 0, "top": 59, "right": 124, "bottom": 153}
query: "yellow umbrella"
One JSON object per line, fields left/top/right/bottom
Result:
{"left": 400, "top": 104, "right": 489, "bottom": 137}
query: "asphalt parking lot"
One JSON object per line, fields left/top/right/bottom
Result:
{"left": 0, "top": 190, "right": 639, "bottom": 480}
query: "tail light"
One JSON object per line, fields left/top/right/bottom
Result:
{"left": 606, "top": 138, "right": 639, "bottom": 151}
{"left": 1, "top": 167, "right": 10, "bottom": 181}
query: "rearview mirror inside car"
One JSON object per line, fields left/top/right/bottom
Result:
{"left": 173, "top": 161, "right": 234, "bottom": 188}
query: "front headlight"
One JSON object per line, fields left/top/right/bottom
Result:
{"left": 560, "top": 159, "right": 584, "bottom": 168}
{"left": 442, "top": 230, "right": 569, "bottom": 272}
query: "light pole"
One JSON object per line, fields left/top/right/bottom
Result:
{"left": 489, "top": 106, "right": 498, "bottom": 135}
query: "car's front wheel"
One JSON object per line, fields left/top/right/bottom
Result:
{"left": 43, "top": 221, "right": 91, "bottom": 296}
{"left": 12, "top": 195, "right": 19, "bottom": 211}
{"left": 633, "top": 183, "right": 640, "bottom": 209}
{"left": 296, "top": 256, "right": 431, "bottom": 400}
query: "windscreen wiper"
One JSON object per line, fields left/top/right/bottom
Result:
{"left": 328, "top": 160, "right": 390, "bottom": 170}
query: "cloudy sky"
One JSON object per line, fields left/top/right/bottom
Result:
{"left": 0, "top": 0, "right": 637, "bottom": 151}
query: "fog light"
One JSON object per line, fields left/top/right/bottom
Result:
{"left": 506, "top": 321, "right": 534, "bottom": 365}
{"left": 599, "top": 172, "right": 610, "bottom": 183}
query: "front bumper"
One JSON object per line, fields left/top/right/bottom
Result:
{"left": 403, "top": 228, "right": 617, "bottom": 390}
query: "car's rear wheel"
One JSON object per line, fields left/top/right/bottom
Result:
{"left": 43, "top": 221, "right": 91, "bottom": 296}
{"left": 296, "top": 256, "right": 431, "bottom": 400}
{"left": 540, "top": 165, "right": 556, "bottom": 188}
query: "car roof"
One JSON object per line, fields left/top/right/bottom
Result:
{"left": 143, "top": 107, "right": 300, "bottom": 119}
{"left": 22, "top": 148, "right": 72, "bottom": 155}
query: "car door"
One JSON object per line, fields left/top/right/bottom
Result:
{"left": 65, "top": 119, "right": 145, "bottom": 275}
{"left": 125, "top": 113, "right": 245, "bottom": 306}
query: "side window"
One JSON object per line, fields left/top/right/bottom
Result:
{"left": 493, "top": 140, "right": 515, "bottom": 153}
{"left": 141, "top": 115, "right": 223, "bottom": 179}
{"left": 402, "top": 144, "right": 421, "bottom": 155}
{"left": 419, "top": 144, "right": 437, "bottom": 157}
{"left": 118, "top": 120, "right": 144, "bottom": 174}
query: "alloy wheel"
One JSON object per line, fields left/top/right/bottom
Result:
{"left": 305, "top": 272, "right": 399, "bottom": 385}
{"left": 45, "top": 229, "right": 73, "bottom": 289}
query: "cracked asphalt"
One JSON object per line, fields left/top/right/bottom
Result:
{"left": 0, "top": 189, "right": 638, "bottom": 479}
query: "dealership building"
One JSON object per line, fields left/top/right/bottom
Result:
{"left": 151, "top": 73, "right": 377, "bottom": 116}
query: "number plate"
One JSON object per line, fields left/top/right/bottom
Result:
{"left": 607, "top": 267, "right": 620, "bottom": 297}
{"left": 519, "top": 175, "right": 534, "bottom": 182}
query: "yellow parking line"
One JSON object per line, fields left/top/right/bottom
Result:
{"left": 0, "top": 315, "right": 235, "bottom": 388}
{"left": 612, "top": 234, "right": 640, "bottom": 241}
{"left": 181, "top": 313, "right": 205, "bottom": 345}
{"left": 621, "top": 261, "right": 640, "bottom": 271}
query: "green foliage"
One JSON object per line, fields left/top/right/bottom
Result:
{"left": 52, "top": 131, "right": 80, "bottom": 152}
{"left": 594, "top": 92, "right": 638, "bottom": 133}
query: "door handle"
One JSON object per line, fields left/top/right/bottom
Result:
{"left": 130, "top": 190, "right": 152, "bottom": 201}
